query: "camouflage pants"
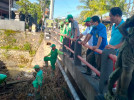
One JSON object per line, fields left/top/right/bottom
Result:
{"left": 115, "top": 44, "right": 134, "bottom": 100}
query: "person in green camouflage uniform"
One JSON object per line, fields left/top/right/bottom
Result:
{"left": 105, "top": 15, "right": 134, "bottom": 100}
{"left": 44, "top": 44, "right": 64, "bottom": 75}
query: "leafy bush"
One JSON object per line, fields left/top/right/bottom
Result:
{"left": 23, "top": 42, "right": 31, "bottom": 51}
{"left": 12, "top": 39, "right": 17, "bottom": 43}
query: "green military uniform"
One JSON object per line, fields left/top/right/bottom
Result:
{"left": 60, "top": 21, "right": 64, "bottom": 42}
{"left": 32, "top": 65, "right": 43, "bottom": 100}
{"left": 0, "top": 74, "right": 7, "bottom": 84}
{"left": 44, "top": 44, "right": 63, "bottom": 70}
{"left": 106, "top": 15, "right": 134, "bottom": 100}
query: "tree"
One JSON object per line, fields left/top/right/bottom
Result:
{"left": 78, "top": 0, "right": 127, "bottom": 23}
{"left": 16, "top": 0, "right": 31, "bottom": 24}
{"left": 17, "top": 0, "right": 50, "bottom": 25}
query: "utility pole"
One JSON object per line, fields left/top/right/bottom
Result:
{"left": 49, "top": 0, "right": 54, "bottom": 19}
{"left": 9, "top": 0, "right": 11, "bottom": 20}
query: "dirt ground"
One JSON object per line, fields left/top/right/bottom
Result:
{"left": 0, "top": 65, "right": 72, "bottom": 100}
{"left": 0, "top": 31, "right": 72, "bottom": 100}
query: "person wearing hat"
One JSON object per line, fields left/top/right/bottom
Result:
{"left": 59, "top": 21, "right": 64, "bottom": 42}
{"left": 44, "top": 44, "right": 64, "bottom": 75}
{"left": 0, "top": 74, "right": 7, "bottom": 85}
{"left": 78, "top": 17, "right": 93, "bottom": 75}
{"left": 63, "top": 19, "right": 71, "bottom": 37}
{"left": 78, "top": 17, "right": 93, "bottom": 56}
{"left": 67, "top": 14, "right": 80, "bottom": 58}
{"left": 32, "top": 65, "right": 43, "bottom": 99}
{"left": 62, "top": 18, "right": 72, "bottom": 47}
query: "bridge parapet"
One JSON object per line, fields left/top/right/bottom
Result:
{"left": 50, "top": 30, "right": 117, "bottom": 100}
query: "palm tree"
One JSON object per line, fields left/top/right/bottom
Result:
{"left": 78, "top": 0, "right": 127, "bottom": 23}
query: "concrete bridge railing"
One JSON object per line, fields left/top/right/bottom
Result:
{"left": 50, "top": 30, "right": 117, "bottom": 100}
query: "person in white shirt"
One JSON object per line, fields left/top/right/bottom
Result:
{"left": 78, "top": 17, "right": 93, "bottom": 58}
{"left": 78, "top": 17, "right": 93, "bottom": 75}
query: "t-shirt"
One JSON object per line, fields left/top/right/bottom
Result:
{"left": 109, "top": 19, "right": 125, "bottom": 45}
{"left": 47, "top": 49, "right": 64, "bottom": 57}
{"left": 82, "top": 26, "right": 93, "bottom": 46}
{"left": 32, "top": 70, "right": 43, "bottom": 89}
{"left": 71, "top": 20, "right": 80, "bottom": 38}
{"left": 90, "top": 23, "right": 108, "bottom": 51}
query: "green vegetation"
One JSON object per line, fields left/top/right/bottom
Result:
{"left": 23, "top": 42, "right": 31, "bottom": 51}
{"left": 12, "top": 39, "right": 17, "bottom": 43}
{"left": 0, "top": 30, "right": 40, "bottom": 57}
{"left": 0, "top": 45, "right": 21, "bottom": 50}
{"left": 4, "top": 30, "right": 17, "bottom": 36}
{"left": 29, "top": 50, "right": 36, "bottom": 56}
{"left": 2, "top": 51, "right": 10, "bottom": 59}
{"left": 0, "top": 45, "right": 11, "bottom": 50}
{"left": 78, "top": 0, "right": 128, "bottom": 23}
{"left": 17, "top": 0, "right": 50, "bottom": 24}
{"left": 39, "top": 33, "right": 44, "bottom": 44}
{"left": 18, "top": 64, "right": 25, "bottom": 68}
{"left": 23, "top": 42, "right": 36, "bottom": 56}
{"left": 19, "top": 55, "right": 29, "bottom": 63}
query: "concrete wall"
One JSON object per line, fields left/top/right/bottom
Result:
{"left": 0, "top": 20, "right": 25, "bottom": 31}
{"left": 63, "top": 55, "right": 99, "bottom": 100}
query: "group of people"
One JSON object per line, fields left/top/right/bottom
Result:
{"left": 32, "top": 43, "right": 64, "bottom": 99}
{"left": 59, "top": 7, "right": 124, "bottom": 76}
{"left": 58, "top": 7, "right": 134, "bottom": 100}
{"left": 0, "top": 6, "right": 132, "bottom": 100}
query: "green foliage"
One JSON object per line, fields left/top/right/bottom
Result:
{"left": 0, "top": 45, "right": 11, "bottom": 50}
{"left": 0, "top": 45, "right": 21, "bottom": 50}
{"left": 29, "top": 50, "right": 36, "bottom": 56}
{"left": 16, "top": 0, "right": 31, "bottom": 15}
{"left": 12, "top": 39, "right": 17, "bottom": 43}
{"left": 23, "top": 42, "right": 36, "bottom": 56}
{"left": 78, "top": 0, "right": 127, "bottom": 23}
{"left": 25, "top": 24, "right": 29, "bottom": 29}
{"left": 18, "top": 64, "right": 25, "bottom": 68}
{"left": 17, "top": 0, "right": 50, "bottom": 24}
{"left": 23, "top": 42, "right": 31, "bottom": 51}
{"left": 4, "top": 30, "right": 17, "bottom": 36}
{"left": 12, "top": 46, "right": 20, "bottom": 50}
{"left": 39, "top": 33, "right": 44, "bottom": 44}
{"left": 55, "top": 18, "right": 59, "bottom": 23}
{"left": 2, "top": 51, "right": 10, "bottom": 59}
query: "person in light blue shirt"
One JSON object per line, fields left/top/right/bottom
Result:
{"left": 105, "top": 7, "right": 124, "bottom": 54}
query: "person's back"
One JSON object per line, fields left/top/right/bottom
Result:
{"left": 36, "top": 70, "right": 43, "bottom": 86}
{"left": 0, "top": 74, "right": 7, "bottom": 84}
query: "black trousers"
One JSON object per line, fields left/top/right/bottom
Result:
{"left": 70, "top": 41, "right": 75, "bottom": 58}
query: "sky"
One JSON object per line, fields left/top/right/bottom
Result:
{"left": 29, "top": 0, "right": 132, "bottom": 19}
{"left": 29, "top": 0, "right": 82, "bottom": 19}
